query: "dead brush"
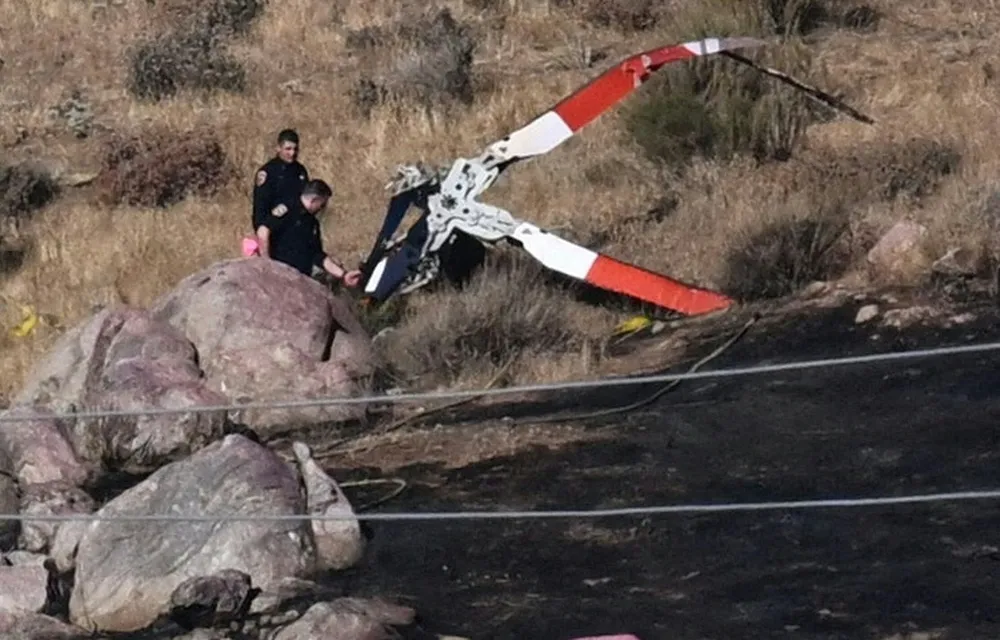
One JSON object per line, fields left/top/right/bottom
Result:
{"left": 0, "top": 163, "right": 59, "bottom": 229}
{"left": 721, "top": 137, "right": 963, "bottom": 301}
{"left": 128, "top": 29, "right": 247, "bottom": 102}
{"left": 722, "top": 206, "right": 854, "bottom": 301}
{"left": 374, "top": 249, "right": 581, "bottom": 389}
{"left": 763, "top": 0, "right": 881, "bottom": 34}
{"left": 153, "top": 0, "right": 267, "bottom": 37}
{"left": 345, "top": 8, "right": 478, "bottom": 120}
{"left": 783, "top": 138, "right": 962, "bottom": 210}
{"left": 127, "top": 0, "right": 266, "bottom": 101}
{"left": 553, "top": 0, "right": 661, "bottom": 32}
{"left": 94, "top": 127, "right": 238, "bottom": 208}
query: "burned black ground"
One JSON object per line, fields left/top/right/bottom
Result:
{"left": 322, "top": 289, "right": 1000, "bottom": 640}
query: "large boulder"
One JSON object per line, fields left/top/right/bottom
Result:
{"left": 150, "top": 259, "right": 377, "bottom": 436}
{"left": 9, "top": 307, "right": 228, "bottom": 476}
{"left": 0, "top": 406, "right": 91, "bottom": 488}
{"left": 0, "top": 406, "right": 95, "bottom": 553}
{"left": 0, "top": 612, "right": 89, "bottom": 639}
{"left": 62, "top": 434, "right": 318, "bottom": 633}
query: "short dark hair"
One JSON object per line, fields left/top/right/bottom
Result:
{"left": 302, "top": 179, "right": 332, "bottom": 199}
{"left": 277, "top": 129, "right": 299, "bottom": 145}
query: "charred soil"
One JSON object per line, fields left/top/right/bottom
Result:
{"left": 315, "top": 286, "right": 1000, "bottom": 640}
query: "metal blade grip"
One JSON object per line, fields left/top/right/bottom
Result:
{"left": 511, "top": 223, "right": 733, "bottom": 316}
{"left": 487, "top": 36, "right": 766, "bottom": 162}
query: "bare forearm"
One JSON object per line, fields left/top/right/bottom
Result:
{"left": 255, "top": 226, "right": 271, "bottom": 257}
{"left": 322, "top": 256, "right": 346, "bottom": 279}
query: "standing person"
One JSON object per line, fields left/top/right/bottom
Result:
{"left": 256, "top": 179, "right": 362, "bottom": 287}
{"left": 244, "top": 129, "right": 310, "bottom": 256}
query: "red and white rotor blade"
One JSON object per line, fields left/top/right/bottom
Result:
{"left": 488, "top": 36, "right": 767, "bottom": 162}
{"left": 511, "top": 223, "right": 733, "bottom": 316}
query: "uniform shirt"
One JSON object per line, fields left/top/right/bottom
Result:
{"left": 252, "top": 157, "right": 309, "bottom": 230}
{"left": 260, "top": 200, "right": 328, "bottom": 277}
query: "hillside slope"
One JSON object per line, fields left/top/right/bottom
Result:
{"left": 1, "top": 0, "right": 997, "bottom": 402}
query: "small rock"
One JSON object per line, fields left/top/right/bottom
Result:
{"left": 279, "top": 79, "right": 305, "bottom": 95}
{"left": 249, "top": 577, "right": 321, "bottom": 615}
{"left": 881, "top": 306, "right": 939, "bottom": 329}
{"left": 0, "top": 563, "right": 49, "bottom": 613}
{"left": 271, "top": 598, "right": 415, "bottom": 640}
{"left": 59, "top": 173, "right": 98, "bottom": 188}
{"left": 292, "top": 442, "right": 365, "bottom": 572}
{"left": 18, "top": 482, "right": 95, "bottom": 553}
{"left": 168, "top": 569, "right": 258, "bottom": 630}
{"left": 932, "top": 247, "right": 977, "bottom": 277}
{"left": 802, "top": 281, "right": 830, "bottom": 298}
{"left": 855, "top": 304, "right": 880, "bottom": 324}
{"left": 867, "top": 220, "right": 931, "bottom": 279}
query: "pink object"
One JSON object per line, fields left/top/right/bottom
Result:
{"left": 571, "top": 636, "right": 640, "bottom": 640}
{"left": 241, "top": 237, "right": 260, "bottom": 257}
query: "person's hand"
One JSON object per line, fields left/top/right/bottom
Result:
{"left": 342, "top": 270, "right": 363, "bottom": 288}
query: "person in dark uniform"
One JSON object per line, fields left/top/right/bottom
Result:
{"left": 256, "top": 179, "right": 363, "bottom": 287}
{"left": 252, "top": 128, "right": 309, "bottom": 233}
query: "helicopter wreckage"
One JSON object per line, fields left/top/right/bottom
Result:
{"left": 357, "top": 36, "right": 873, "bottom": 317}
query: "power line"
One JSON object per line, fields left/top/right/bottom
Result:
{"left": 1, "top": 339, "right": 998, "bottom": 424}
{"left": 1, "top": 489, "right": 999, "bottom": 522}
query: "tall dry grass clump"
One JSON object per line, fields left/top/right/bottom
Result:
{"left": 373, "top": 250, "right": 589, "bottom": 389}
{"left": 0, "top": 0, "right": 999, "bottom": 402}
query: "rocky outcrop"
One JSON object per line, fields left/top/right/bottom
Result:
{"left": 150, "top": 259, "right": 377, "bottom": 436}
{"left": 9, "top": 307, "right": 228, "bottom": 475}
{"left": 58, "top": 434, "right": 365, "bottom": 633}
{"left": 0, "top": 259, "right": 396, "bottom": 637}
{"left": 62, "top": 435, "right": 314, "bottom": 632}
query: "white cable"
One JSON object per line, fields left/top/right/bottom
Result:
{"left": 1, "top": 339, "right": 998, "bottom": 423}
{"left": 1, "top": 489, "right": 998, "bottom": 522}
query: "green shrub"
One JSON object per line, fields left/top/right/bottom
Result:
{"left": 623, "top": 48, "right": 822, "bottom": 168}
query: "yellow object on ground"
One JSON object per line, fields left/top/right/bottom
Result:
{"left": 613, "top": 315, "right": 652, "bottom": 336}
{"left": 10, "top": 304, "right": 38, "bottom": 338}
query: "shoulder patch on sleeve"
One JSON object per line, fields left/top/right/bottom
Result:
{"left": 271, "top": 204, "right": 288, "bottom": 217}
{"left": 256, "top": 170, "right": 267, "bottom": 186}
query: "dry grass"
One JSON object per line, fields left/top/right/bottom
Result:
{"left": 1, "top": 0, "right": 999, "bottom": 403}
{"left": 325, "top": 421, "right": 602, "bottom": 472}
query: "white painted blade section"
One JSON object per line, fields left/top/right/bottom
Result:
{"left": 683, "top": 36, "right": 767, "bottom": 56}
{"left": 683, "top": 37, "right": 721, "bottom": 55}
{"left": 512, "top": 223, "right": 598, "bottom": 280}
{"left": 495, "top": 111, "right": 575, "bottom": 160}
{"left": 364, "top": 257, "right": 388, "bottom": 294}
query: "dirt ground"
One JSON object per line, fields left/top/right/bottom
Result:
{"left": 312, "top": 285, "right": 1000, "bottom": 640}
